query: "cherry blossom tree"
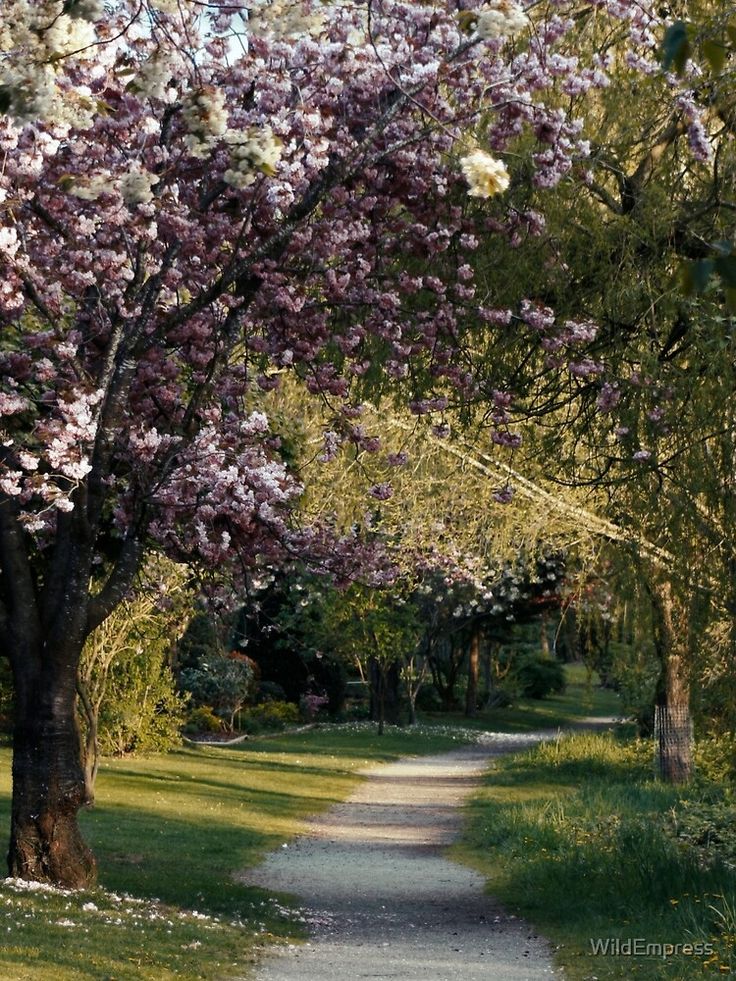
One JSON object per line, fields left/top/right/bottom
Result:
{"left": 0, "top": 0, "right": 679, "bottom": 885}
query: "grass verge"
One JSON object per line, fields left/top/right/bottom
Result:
{"left": 0, "top": 725, "right": 468, "bottom": 980}
{"left": 455, "top": 730, "right": 736, "bottom": 980}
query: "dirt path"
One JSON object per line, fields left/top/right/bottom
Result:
{"left": 239, "top": 732, "right": 563, "bottom": 981}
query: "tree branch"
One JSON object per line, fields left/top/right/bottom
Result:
{"left": 86, "top": 534, "right": 144, "bottom": 635}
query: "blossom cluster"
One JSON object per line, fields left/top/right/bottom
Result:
{"left": 0, "top": 0, "right": 707, "bottom": 579}
{"left": 224, "top": 126, "right": 283, "bottom": 190}
{"left": 460, "top": 150, "right": 510, "bottom": 198}
{"left": 474, "top": 0, "right": 529, "bottom": 40}
{"left": 0, "top": 0, "right": 101, "bottom": 126}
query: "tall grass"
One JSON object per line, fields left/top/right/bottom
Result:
{"left": 457, "top": 731, "right": 736, "bottom": 979}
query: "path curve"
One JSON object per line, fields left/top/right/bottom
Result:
{"left": 239, "top": 733, "right": 563, "bottom": 981}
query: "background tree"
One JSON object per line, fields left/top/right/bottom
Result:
{"left": 450, "top": 0, "right": 736, "bottom": 780}
{"left": 77, "top": 557, "right": 191, "bottom": 798}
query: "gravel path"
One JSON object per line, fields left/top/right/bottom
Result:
{"left": 239, "top": 733, "right": 563, "bottom": 981}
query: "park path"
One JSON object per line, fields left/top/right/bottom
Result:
{"left": 239, "top": 732, "right": 565, "bottom": 981}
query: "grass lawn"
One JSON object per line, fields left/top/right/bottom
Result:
{"left": 420, "top": 662, "right": 624, "bottom": 732}
{"left": 455, "top": 730, "right": 736, "bottom": 980}
{"left": 0, "top": 726, "right": 469, "bottom": 980}
{"left": 0, "top": 664, "right": 633, "bottom": 979}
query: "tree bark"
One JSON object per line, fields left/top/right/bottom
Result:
{"left": 465, "top": 629, "right": 480, "bottom": 717}
{"left": 75, "top": 679, "right": 99, "bottom": 804}
{"left": 655, "top": 652, "right": 692, "bottom": 784}
{"left": 369, "top": 658, "right": 401, "bottom": 731}
{"left": 649, "top": 580, "right": 692, "bottom": 784}
{"left": 8, "top": 652, "right": 96, "bottom": 887}
{"left": 480, "top": 642, "right": 492, "bottom": 708}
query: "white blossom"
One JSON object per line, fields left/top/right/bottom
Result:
{"left": 460, "top": 149, "right": 510, "bottom": 198}
{"left": 223, "top": 126, "right": 282, "bottom": 189}
{"left": 44, "top": 13, "right": 96, "bottom": 57}
{"left": 182, "top": 86, "right": 228, "bottom": 159}
{"left": 247, "top": 0, "right": 326, "bottom": 40}
{"left": 68, "top": 174, "right": 111, "bottom": 200}
{"left": 120, "top": 167, "right": 159, "bottom": 206}
{"left": 475, "top": 1, "right": 529, "bottom": 40}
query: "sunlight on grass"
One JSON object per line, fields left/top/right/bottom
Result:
{"left": 0, "top": 726, "right": 467, "bottom": 980}
{"left": 456, "top": 731, "right": 736, "bottom": 980}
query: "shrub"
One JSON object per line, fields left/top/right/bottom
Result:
{"left": 184, "top": 705, "right": 225, "bottom": 734}
{"left": 512, "top": 654, "right": 566, "bottom": 700}
{"left": 240, "top": 700, "right": 299, "bottom": 733}
{"left": 98, "top": 656, "right": 186, "bottom": 756}
{"left": 179, "top": 653, "right": 257, "bottom": 729}
{"left": 300, "top": 692, "right": 329, "bottom": 720}
{"left": 694, "top": 731, "right": 736, "bottom": 783}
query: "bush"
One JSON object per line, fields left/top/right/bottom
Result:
{"left": 184, "top": 705, "right": 225, "bottom": 734}
{"left": 179, "top": 652, "right": 257, "bottom": 728}
{"left": 512, "top": 654, "right": 566, "bottom": 700}
{"left": 695, "top": 731, "right": 736, "bottom": 783}
{"left": 300, "top": 692, "right": 329, "bottom": 720}
{"left": 240, "top": 700, "right": 299, "bottom": 733}
{"left": 96, "top": 646, "right": 187, "bottom": 756}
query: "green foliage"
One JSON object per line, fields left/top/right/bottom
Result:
{"left": 239, "top": 699, "right": 300, "bottom": 733}
{"left": 661, "top": 20, "right": 691, "bottom": 74}
{"left": 511, "top": 654, "right": 566, "bottom": 700}
{"left": 178, "top": 653, "right": 257, "bottom": 728}
{"left": 184, "top": 705, "right": 225, "bottom": 734}
{"left": 693, "top": 731, "right": 736, "bottom": 783}
{"left": 301, "top": 582, "right": 422, "bottom": 673}
{"left": 79, "top": 559, "right": 193, "bottom": 766}
{"left": 175, "top": 611, "right": 225, "bottom": 671}
{"left": 459, "top": 732, "right": 736, "bottom": 979}
{"left": 97, "top": 645, "right": 187, "bottom": 756}
{"left": 670, "top": 794, "right": 736, "bottom": 871}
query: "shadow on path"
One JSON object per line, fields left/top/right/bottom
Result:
{"left": 238, "top": 732, "right": 570, "bottom": 981}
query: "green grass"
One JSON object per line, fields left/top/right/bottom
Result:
{"left": 0, "top": 725, "right": 468, "bottom": 980}
{"left": 420, "top": 662, "right": 624, "bottom": 732}
{"left": 455, "top": 730, "right": 736, "bottom": 980}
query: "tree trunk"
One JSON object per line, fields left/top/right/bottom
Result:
{"left": 76, "top": 680, "right": 99, "bottom": 804}
{"left": 465, "top": 629, "right": 480, "bottom": 717}
{"left": 480, "top": 643, "right": 492, "bottom": 709}
{"left": 655, "top": 653, "right": 692, "bottom": 784}
{"left": 8, "top": 655, "right": 96, "bottom": 888}
{"left": 369, "top": 658, "right": 401, "bottom": 731}
{"left": 649, "top": 579, "right": 693, "bottom": 785}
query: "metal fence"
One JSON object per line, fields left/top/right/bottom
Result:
{"left": 654, "top": 704, "right": 693, "bottom": 781}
